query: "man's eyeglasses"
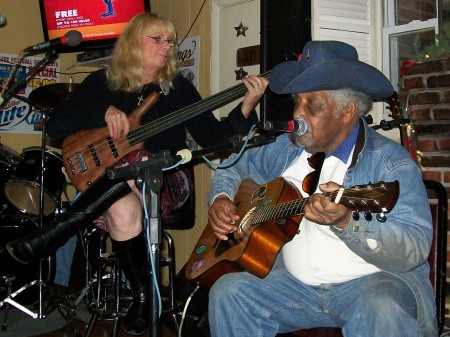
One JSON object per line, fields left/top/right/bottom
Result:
{"left": 145, "top": 36, "right": 175, "bottom": 47}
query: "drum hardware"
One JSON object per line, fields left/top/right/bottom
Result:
{"left": 28, "top": 81, "right": 77, "bottom": 151}
{"left": 0, "top": 106, "right": 65, "bottom": 321}
{"left": 0, "top": 213, "right": 55, "bottom": 330}
{"left": 1, "top": 275, "right": 14, "bottom": 331}
{"left": 0, "top": 48, "right": 70, "bottom": 321}
{"left": 0, "top": 204, "right": 7, "bottom": 214}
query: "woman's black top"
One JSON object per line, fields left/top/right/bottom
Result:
{"left": 46, "top": 69, "right": 258, "bottom": 156}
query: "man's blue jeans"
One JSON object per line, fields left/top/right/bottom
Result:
{"left": 209, "top": 262, "right": 419, "bottom": 337}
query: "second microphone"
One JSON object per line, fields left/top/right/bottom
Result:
{"left": 256, "top": 118, "right": 308, "bottom": 137}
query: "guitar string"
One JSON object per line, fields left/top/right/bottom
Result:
{"left": 127, "top": 70, "right": 272, "bottom": 144}
{"left": 249, "top": 187, "right": 387, "bottom": 226}
{"left": 251, "top": 191, "right": 335, "bottom": 225}
{"left": 72, "top": 79, "right": 250, "bottom": 170}
{"left": 68, "top": 71, "right": 271, "bottom": 173}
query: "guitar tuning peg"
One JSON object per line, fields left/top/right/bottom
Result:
{"left": 364, "top": 212, "right": 372, "bottom": 221}
{"left": 376, "top": 213, "right": 387, "bottom": 222}
{"left": 352, "top": 211, "right": 360, "bottom": 221}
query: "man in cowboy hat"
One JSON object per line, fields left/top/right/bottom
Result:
{"left": 203, "top": 41, "right": 436, "bottom": 336}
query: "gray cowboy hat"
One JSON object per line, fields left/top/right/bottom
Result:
{"left": 269, "top": 40, "right": 394, "bottom": 100}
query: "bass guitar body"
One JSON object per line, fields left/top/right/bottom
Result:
{"left": 61, "top": 92, "right": 160, "bottom": 192}
{"left": 185, "top": 177, "right": 302, "bottom": 288}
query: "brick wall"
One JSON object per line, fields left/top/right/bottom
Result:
{"left": 402, "top": 57, "right": 450, "bottom": 280}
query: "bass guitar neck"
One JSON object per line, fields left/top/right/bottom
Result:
{"left": 62, "top": 71, "right": 272, "bottom": 192}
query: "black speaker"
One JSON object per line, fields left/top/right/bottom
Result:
{"left": 261, "top": 0, "right": 311, "bottom": 121}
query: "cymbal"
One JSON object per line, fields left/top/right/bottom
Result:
{"left": 29, "top": 83, "right": 79, "bottom": 108}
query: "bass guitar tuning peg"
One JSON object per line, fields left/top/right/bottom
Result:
{"left": 364, "top": 212, "right": 372, "bottom": 221}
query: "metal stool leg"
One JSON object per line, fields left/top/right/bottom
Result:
{"left": 84, "top": 232, "right": 125, "bottom": 337}
{"left": 161, "top": 231, "right": 181, "bottom": 334}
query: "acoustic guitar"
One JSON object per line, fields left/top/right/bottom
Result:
{"left": 61, "top": 71, "right": 271, "bottom": 192}
{"left": 185, "top": 177, "right": 399, "bottom": 288}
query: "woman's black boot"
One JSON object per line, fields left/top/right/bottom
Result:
{"left": 111, "top": 232, "right": 150, "bottom": 336}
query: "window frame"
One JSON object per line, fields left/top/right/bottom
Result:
{"left": 382, "top": 0, "right": 439, "bottom": 91}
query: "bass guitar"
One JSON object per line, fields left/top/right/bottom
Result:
{"left": 185, "top": 177, "right": 399, "bottom": 288}
{"left": 62, "top": 71, "right": 271, "bottom": 192}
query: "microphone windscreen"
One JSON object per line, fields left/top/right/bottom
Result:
{"left": 66, "top": 30, "right": 83, "bottom": 46}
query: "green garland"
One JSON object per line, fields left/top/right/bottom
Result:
{"left": 411, "top": 22, "right": 450, "bottom": 61}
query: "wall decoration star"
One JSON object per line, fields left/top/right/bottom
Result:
{"left": 234, "top": 22, "right": 249, "bottom": 37}
{"left": 235, "top": 67, "right": 248, "bottom": 80}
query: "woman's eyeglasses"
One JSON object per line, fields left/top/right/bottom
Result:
{"left": 302, "top": 152, "right": 325, "bottom": 195}
{"left": 145, "top": 35, "right": 175, "bottom": 47}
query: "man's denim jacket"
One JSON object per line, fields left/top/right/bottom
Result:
{"left": 208, "top": 118, "right": 437, "bottom": 336}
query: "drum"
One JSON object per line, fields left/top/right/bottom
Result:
{"left": 4, "top": 147, "right": 67, "bottom": 216}
{"left": 0, "top": 142, "right": 19, "bottom": 188}
{"left": 0, "top": 213, "right": 54, "bottom": 301}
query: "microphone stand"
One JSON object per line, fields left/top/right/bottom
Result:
{"left": 107, "top": 151, "right": 177, "bottom": 337}
{"left": 105, "top": 135, "right": 275, "bottom": 336}
{"left": 1, "top": 49, "right": 57, "bottom": 106}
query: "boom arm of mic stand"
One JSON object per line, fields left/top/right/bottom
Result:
{"left": 0, "top": 49, "right": 57, "bottom": 106}
{"left": 190, "top": 133, "right": 276, "bottom": 159}
{"left": 106, "top": 151, "right": 176, "bottom": 180}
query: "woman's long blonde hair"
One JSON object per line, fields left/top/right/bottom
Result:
{"left": 106, "top": 12, "right": 178, "bottom": 92}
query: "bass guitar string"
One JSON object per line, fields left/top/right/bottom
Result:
{"left": 68, "top": 71, "right": 271, "bottom": 176}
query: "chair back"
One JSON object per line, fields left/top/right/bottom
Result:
{"left": 161, "top": 165, "right": 196, "bottom": 230}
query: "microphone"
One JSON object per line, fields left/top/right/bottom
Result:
{"left": 23, "top": 30, "right": 83, "bottom": 53}
{"left": 257, "top": 118, "right": 308, "bottom": 136}
{"left": 106, "top": 149, "right": 193, "bottom": 180}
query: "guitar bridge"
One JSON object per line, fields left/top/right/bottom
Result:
{"left": 74, "top": 151, "right": 88, "bottom": 173}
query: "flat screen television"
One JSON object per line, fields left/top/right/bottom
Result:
{"left": 38, "top": 0, "right": 151, "bottom": 53}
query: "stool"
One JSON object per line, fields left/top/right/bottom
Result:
{"left": 160, "top": 231, "right": 181, "bottom": 331}
{"left": 81, "top": 227, "right": 189, "bottom": 337}
{"left": 160, "top": 189, "right": 196, "bottom": 335}
{"left": 81, "top": 163, "right": 196, "bottom": 336}
{"left": 83, "top": 230, "right": 124, "bottom": 337}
